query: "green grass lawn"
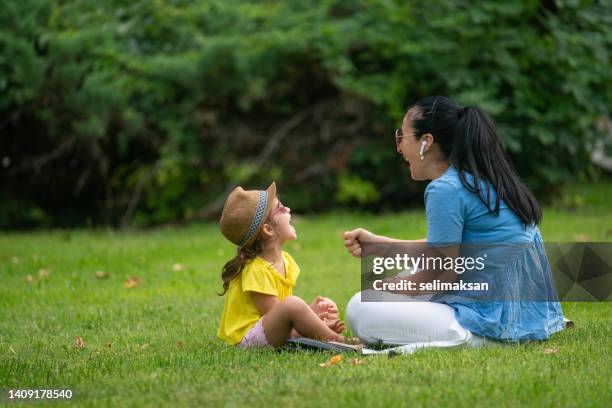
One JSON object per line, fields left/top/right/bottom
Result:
{"left": 1, "top": 182, "right": 611, "bottom": 407}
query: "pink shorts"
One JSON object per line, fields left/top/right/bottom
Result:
{"left": 239, "top": 318, "right": 270, "bottom": 349}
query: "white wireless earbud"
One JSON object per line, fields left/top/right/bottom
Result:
{"left": 419, "top": 141, "right": 427, "bottom": 159}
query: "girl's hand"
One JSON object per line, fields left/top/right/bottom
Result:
{"left": 312, "top": 296, "right": 344, "bottom": 333}
{"left": 318, "top": 312, "right": 345, "bottom": 334}
{"left": 327, "top": 318, "right": 345, "bottom": 334}
{"left": 310, "top": 295, "right": 338, "bottom": 315}
{"left": 343, "top": 228, "right": 376, "bottom": 258}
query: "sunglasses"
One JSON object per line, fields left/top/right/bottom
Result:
{"left": 395, "top": 128, "right": 419, "bottom": 146}
{"left": 271, "top": 200, "right": 289, "bottom": 217}
{"left": 395, "top": 128, "right": 403, "bottom": 146}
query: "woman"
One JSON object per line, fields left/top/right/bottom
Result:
{"left": 343, "top": 96, "right": 564, "bottom": 350}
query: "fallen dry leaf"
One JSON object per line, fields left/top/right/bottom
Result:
{"left": 319, "top": 354, "right": 343, "bottom": 367}
{"left": 351, "top": 358, "right": 363, "bottom": 366}
{"left": 176, "top": 341, "right": 184, "bottom": 348}
{"left": 543, "top": 348, "right": 558, "bottom": 354}
{"left": 38, "top": 268, "right": 50, "bottom": 279}
{"left": 75, "top": 336, "right": 85, "bottom": 350}
{"left": 172, "top": 263, "right": 185, "bottom": 272}
{"left": 26, "top": 275, "right": 34, "bottom": 284}
{"left": 95, "top": 271, "right": 109, "bottom": 279}
{"left": 574, "top": 234, "right": 590, "bottom": 242}
{"left": 124, "top": 276, "right": 139, "bottom": 289}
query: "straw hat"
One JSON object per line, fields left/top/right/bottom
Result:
{"left": 219, "top": 182, "right": 277, "bottom": 247}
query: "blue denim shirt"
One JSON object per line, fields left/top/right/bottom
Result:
{"left": 425, "top": 165, "right": 564, "bottom": 342}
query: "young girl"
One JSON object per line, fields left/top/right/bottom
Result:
{"left": 217, "top": 182, "right": 345, "bottom": 348}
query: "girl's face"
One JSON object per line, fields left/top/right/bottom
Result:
{"left": 268, "top": 198, "right": 297, "bottom": 242}
{"left": 397, "top": 115, "right": 429, "bottom": 181}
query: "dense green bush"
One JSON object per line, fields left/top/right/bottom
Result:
{"left": 1, "top": 0, "right": 610, "bottom": 228}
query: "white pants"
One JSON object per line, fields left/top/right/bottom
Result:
{"left": 346, "top": 291, "right": 489, "bottom": 355}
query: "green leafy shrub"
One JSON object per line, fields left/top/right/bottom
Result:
{"left": 1, "top": 0, "right": 610, "bottom": 227}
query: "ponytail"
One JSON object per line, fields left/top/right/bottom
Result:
{"left": 218, "top": 237, "right": 264, "bottom": 296}
{"left": 453, "top": 106, "right": 541, "bottom": 225}
{"left": 407, "top": 96, "right": 542, "bottom": 226}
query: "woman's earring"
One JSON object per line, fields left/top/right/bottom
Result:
{"left": 419, "top": 141, "right": 427, "bottom": 160}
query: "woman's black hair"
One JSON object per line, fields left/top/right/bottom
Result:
{"left": 407, "top": 96, "right": 541, "bottom": 225}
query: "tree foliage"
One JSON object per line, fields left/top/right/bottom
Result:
{"left": 1, "top": 0, "right": 610, "bottom": 228}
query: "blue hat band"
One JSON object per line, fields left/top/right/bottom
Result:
{"left": 239, "top": 190, "right": 267, "bottom": 246}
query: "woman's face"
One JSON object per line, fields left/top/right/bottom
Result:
{"left": 397, "top": 115, "right": 427, "bottom": 181}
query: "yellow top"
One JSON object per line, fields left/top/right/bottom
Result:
{"left": 217, "top": 251, "right": 300, "bottom": 345}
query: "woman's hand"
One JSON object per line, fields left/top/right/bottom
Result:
{"left": 343, "top": 228, "right": 377, "bottom": 258}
